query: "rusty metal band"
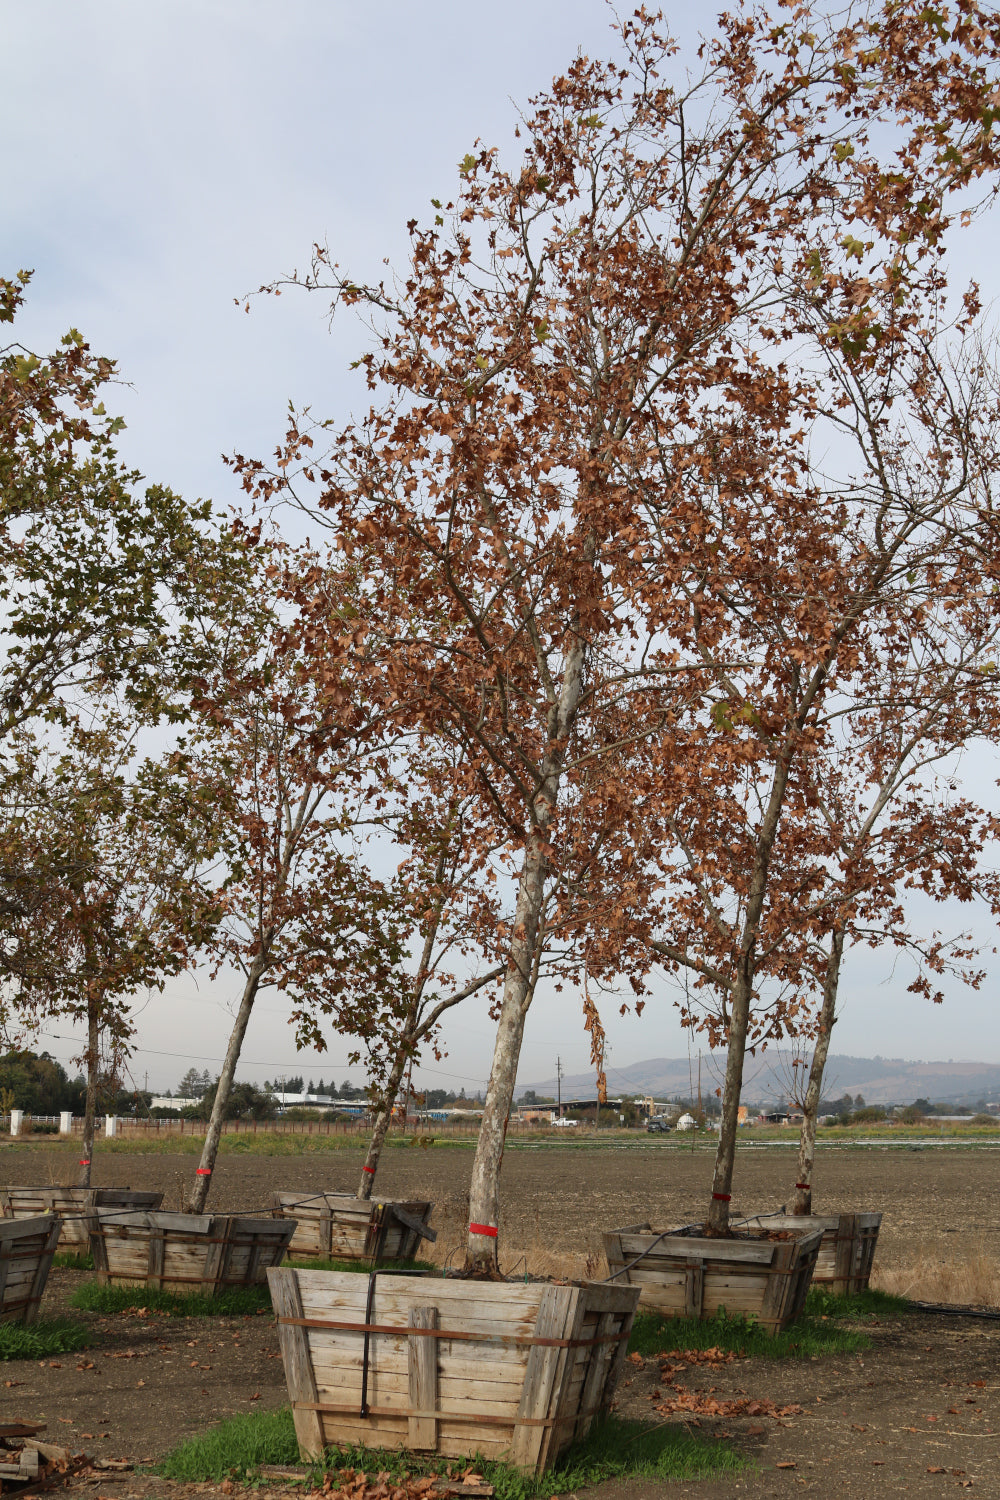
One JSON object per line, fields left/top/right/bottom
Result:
{"left": 93, "top": 1270, "right": 273, "bottom": 1287}
{"left": 294, "top": 1399, "right": 606, "bottom": 1430}
{"left": 91, "top": 1230, "right": 281, "bottom": 1247}
{"left": 277, "top": 1316, "right": 626, "bottom": 1349}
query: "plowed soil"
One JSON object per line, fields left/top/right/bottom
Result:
{"left": 2, "top": 1138, "right": 999, "bottom": 1498}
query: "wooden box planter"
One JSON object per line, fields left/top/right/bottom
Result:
{"left": 86, "top": 1210, "right": 297, "bottom": 1293}
{"left": 0, "top": 1215, "right": 61, "bottom": 1325}
{"left": 742, "top": 1212, "right": 882, "bottom": 1296}
{"left": 268, "top": 1267, "right": 640, "bottom": 1473}
{"left": 0, "top": 1187, "right": 164, "bottom": 1250}
{"left": 602, "top": 1222, "right": 824, "bottom": 1335}
{"left": 269, "top": 1193, "right": 436, "bottom": 1263}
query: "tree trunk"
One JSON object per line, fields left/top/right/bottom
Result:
{"left": 706, "top": 754, "right": 795, "bottom": 1235}
{"left": 188, "top": 957, "right": 265, "bottom": 1212}
{"left": 77, "top": 991, "right": 99, "bottom": 1189}
{"left": 358, "top": 1040, "right": 411, "bottom": 1199}
{"left": 792, "top": 928, "right": 844, "bottom": 1215}
{"left": 463, "top": 612, "right": 587, "bottom": 1275}
{"left": 464, "top": 830, "right": 547, "bottom": 1275}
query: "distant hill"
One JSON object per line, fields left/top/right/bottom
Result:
{"left": 519, "top": 1053, "right": 1000, "bottom": 1108}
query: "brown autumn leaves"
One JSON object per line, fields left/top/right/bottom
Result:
{"left": 231, "top": 1, "right": 1000, "bottom": 1263}
{"left": 8, "top": 2, "right": 1000, "bottom": 1267}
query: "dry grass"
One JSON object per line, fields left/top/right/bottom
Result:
{"left": 420, "top": 1233, "right": 595, "bottom": 1281}
{"left": 427, "top": 1231, "right": 1000, "bottom": 1308}
{"left": 871, "top": 1238, "right": 1000, "bottom": 1307}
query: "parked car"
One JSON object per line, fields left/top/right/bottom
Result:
{"left": 552, "top": 1116, "right": 579, "bottom": 1127}
{"left": 646, "top": 1116, "right": 672, "bottom": 1133}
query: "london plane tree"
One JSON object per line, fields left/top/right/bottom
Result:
{"left": 238, "top": 1, "right": 1000, "bottom": 1266}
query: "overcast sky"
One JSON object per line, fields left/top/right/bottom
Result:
{"left": 4, "top": 1, "right": 1000, "bottom": 1097}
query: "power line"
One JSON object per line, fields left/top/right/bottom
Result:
{"left": 30, "top": 1029, "right": 491, "bottom": 1088}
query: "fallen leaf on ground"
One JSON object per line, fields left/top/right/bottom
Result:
{"left": 656, "top": 1391, "right": 802, "bottom": 1420}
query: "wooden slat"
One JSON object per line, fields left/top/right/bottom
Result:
{"left": 572, "top": 1308, "right": 615, "bottom": 1446}
{"left": 684, "top": 1260, "right": 704, "bottom": 1319}
{"left": 269, "top": 1269, "right": 325, "bottom": 1461}
{"left": 147, "top": 1230, "right": 165, "bottom": 1290}
{"left": 597, "top": 1293, "right": 638, "bottom": 1418}
{"left": 22, "top": 1218, "right": 60, "bottom": 1328}
{"left": 392, "top": 1207, "right": 437, "bottom": 1244}
{"left": 511, "top": 1284, "right": 576, "bottom": 1472}
{"left": 408, "top": 1305, "right": 438, "bottom": 1449}
{"left": 201, "top": 1218, "right": 229, "bottom": 1294}
{"left": 614, "top": 1233, "right": 778, "bottom": 1266}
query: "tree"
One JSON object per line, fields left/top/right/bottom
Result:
{"left": 178, "top": 570, "right": 413, "bottom": 1211}
{"left": 189, "top": 1080, "right": 275, "bottom": 1122}
{"left": 654, "top": 513, "right": 1000, "bottom": 1217}
{"left": 176, "top": 1067, "right": 211, "bottom": 1099}
{"left": 346, "top": 773, "right": 507, "bottom": 1197}
{"left": 0, "top": 1050, "right": 84, "bottom": 1115}
{"left": 241, "top": 1, "right": 1000, "bottom": 1263}
{"left": 3, "top": 717, "right": 219, "bottom": 1184}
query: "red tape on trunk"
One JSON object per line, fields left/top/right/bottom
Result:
{"left": 795, "top": 1183, "right": 811, "bottom": 1190}
{"left": 196, "top": 1168, "right": 211, "bottom": 1175}
{"left": 469, "top": 1222, "right": 498, "bottom": 1237}
{"left": 711, "top": 1193, "right": 731, "bottom": 1202}
{"left": 362, "top": 1165, "right": 375, "bottom": 1174}
{"left": 78, "top": 1160, "right": 90, "bottom": 1166}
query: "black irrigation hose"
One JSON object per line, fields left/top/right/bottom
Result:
{"left": 909, "top": 1300, "right": 1000, "bottom": 1321}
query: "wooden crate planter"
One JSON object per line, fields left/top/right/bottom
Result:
{"left": 742, "top": 1212, "right": 882, "bottom": 1295}
{"left": 268, "top": 1267, "right": 640, "bottom": 1472}
{"left": 603, "top": 1222, "right": 824, "bottom": 1334}
{"left": 86, "top": 1210, "right": 297, "bottom": 1293}
{"left": 0, "top": 1215, "right": 61, "bottom": 1325}
{"left": 270, "top": 1192, "right": 436, "bottom": 1263}
{"left": 0, "top": 1187, "right": 164, "bottom": 1250}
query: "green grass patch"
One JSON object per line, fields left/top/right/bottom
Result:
{"left": 805, "top": 1285, "right": 910, "bottom": 1320}
{"left": 70, "top": 1280, "right": 272, "bottom": 1318}
{"left": 628, "top": 1304, "right": 871, "bottom": 1360}
{"left": 156, "top": 1409, "right": 747, "bottom": 1491}
{"left": 53, "top": 1249, "right": 94, "bottom": 1271}
{"left": 286, "top": 1256, "right": 436, "bottom": 1274}
{"left": 156, "top": 1406, "right": 298, "bottom": 1481}
{"left": 0, "top": 1317, "right": 90, "bottom": 1361}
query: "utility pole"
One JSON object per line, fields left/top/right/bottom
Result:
{"left": 555, "top": 1056, "right": 563, "bottom": 1118}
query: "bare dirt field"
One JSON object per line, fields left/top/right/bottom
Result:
{"left": 3, "top": 1139, "right": 1000, "bottom": 1498}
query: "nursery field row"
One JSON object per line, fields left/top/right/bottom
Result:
{"left": 4, "top": 1143, "right": 996, "bottom": 1283}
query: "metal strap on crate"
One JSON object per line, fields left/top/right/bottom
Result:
{"left": 294, "top": 1399, "right": 608, "bottom": 1429}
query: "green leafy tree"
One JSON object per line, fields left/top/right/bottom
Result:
{"left": 0, "top": 1049, "right": 84, "bottom": 1115}
{"left": 3, "top": 719, "right": 220, "bottom": 1183}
